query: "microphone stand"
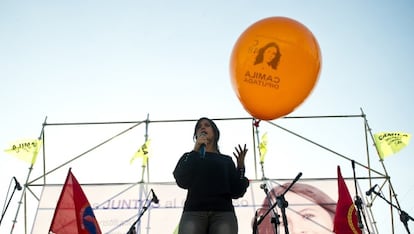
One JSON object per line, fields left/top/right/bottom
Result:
{"left": 253, "top": 210, "right": 259, "bottom": 234}
{"left": 351, "top": 160, "right": 371, "bottom": 233}
{"left": 370, "top": 189, "right": 414, "bottom": 233}
{"left": 126, "top": 190, "right": 156, "bottom": 234}
{"left": 257, "top": 182, "right": 280, "bottom": 234}
{"left": 255, "top": 172, "right": 302, "bottom": 234}
{"left": 0, "top": 177, "right": 21, "bottom": 227}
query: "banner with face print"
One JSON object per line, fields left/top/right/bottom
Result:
{"left": 33, "top": 179, "right": 374, "bottom": 234}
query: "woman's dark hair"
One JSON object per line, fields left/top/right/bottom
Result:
{"left": 193, "top": 117, "right": 220, "bottom": 153}
{"left": 254, "top": 42, "right": 282, "bottom": 70}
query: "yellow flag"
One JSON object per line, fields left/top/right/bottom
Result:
{"left": 4, "top": 138, "right": 42, "bottom": 164}
{"left": 259, "top": 132, "right": 268, "bottom": 163}
{"left": 130, "top": 139, "right": 151, "bottom": 166}
{"left": 374, "top": 132, "right": 411, "bottom": 160}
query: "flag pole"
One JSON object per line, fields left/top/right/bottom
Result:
{"left": 251, "top": 118, "right": 258, "bottom": 179}
{"left": 10, "top": 117, "right": 46, "bottom": 234}
{"left": 253, "top": 119, "right": 266, "bottom": 180}
{"left": 145, "top": 113, "right": 150, "bottom": 183}
{"left": 41, "top": 117, "right": 48, "bottom": 185}
{"left": 362, "top": 108, "right": 403, "bottom": 233}
{"left": 134, "top": 114, "right": 150, "bottom": 234}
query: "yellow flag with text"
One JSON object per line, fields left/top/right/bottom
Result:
{"left": 374, "top": 132, "right": 411, "bottom": 160}
{"left": 130, "top": 139, "right": 151, "bottom": 166}
{"left": 4, "top": 138, "right": 42, "bottom": 164}
{"left": 259, "top": 132, "right": 268, "bottom": 163}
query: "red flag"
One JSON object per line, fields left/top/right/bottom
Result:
{"left": 49, "top": 169, "right": 102, "bottom": 234}
{"left": 333, "top": 166, "right": 362, "bottom": 234}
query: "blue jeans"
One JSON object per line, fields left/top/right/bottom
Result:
{"left": 178, "top": 211, "right": 238, "bottom": 234}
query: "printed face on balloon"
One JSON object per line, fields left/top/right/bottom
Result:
{"left": 243, "top": 40, "right": 282, "bottom": 91}
{"left": 253, "top": 42, "right": 282, "bottom": 71}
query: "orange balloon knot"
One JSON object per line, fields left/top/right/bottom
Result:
{"left": 253, "top": 119, "right": 261, "bottom": 128}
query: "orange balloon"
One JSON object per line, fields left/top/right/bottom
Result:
{"left": 230, "top": 17, "right": 321, "bottom": 120}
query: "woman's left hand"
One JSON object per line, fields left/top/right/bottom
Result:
{"left": 233, "top": 144, "right": 248, "bottom": 168}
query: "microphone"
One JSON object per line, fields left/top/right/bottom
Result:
{"left": 366, "top": 184, "right": 378, "bottom": 196}
{"left": 13, "top": 177, "right": 22, "bottom": 191}
{"left": 260, "top": 183, "right": 269, "bottom": 193}
{"left": 151, "top": 189, "right": 159, "bottom": 204}
{"left": 199, "top": 143, "right": 206, "bottom": 158}
{"left": 198, "top": 132, "right": 206, "bottom": 158}
{"left": 293, "top": 172, "right": 303, "bottom": 184}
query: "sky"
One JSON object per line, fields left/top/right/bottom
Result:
{"left": 1, "top": 1, "right": 414, "bottom": 233}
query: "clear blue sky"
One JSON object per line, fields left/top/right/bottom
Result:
{"left": 1, "top": 1, "right": 413, "bottom": 233}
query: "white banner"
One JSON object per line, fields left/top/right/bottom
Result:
{"left": 32, "top": 179, "right": 368, "bottom": 234}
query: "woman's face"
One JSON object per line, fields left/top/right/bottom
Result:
{"left": 263, "top": 46, "right": 277, "bottom": 63}
{"left": 279, "top": 191, "right": 333, "bottom": 234}
{"left": 195, "top": 119, "right": 215, "bottom": 143}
